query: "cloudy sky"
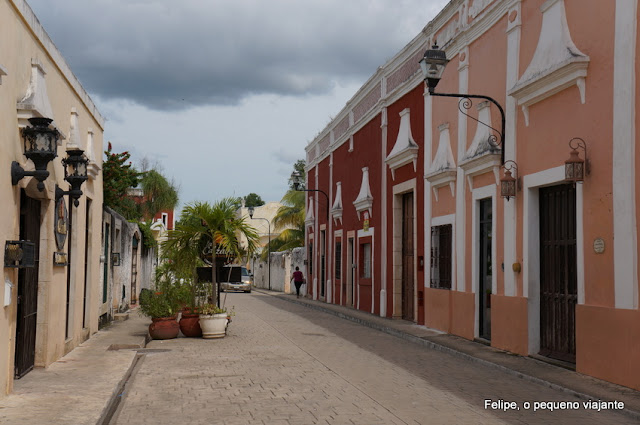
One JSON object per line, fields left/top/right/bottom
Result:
{"left": 27, "top": 0, "right": 448, "bottom": 210}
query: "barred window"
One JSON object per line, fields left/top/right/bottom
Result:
{"left": 335, "top": 241, "right": 342, "bottom": 280}
{"left": 361, "top": 243, "right": 371, "bottom": 279}
{"left": 308, "top": 242, "right": 313, "bottom": 277}
{"left": 430, "top": 224, "right": 452, "bottom": 289}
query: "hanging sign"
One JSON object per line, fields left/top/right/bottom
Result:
{"left": 54, "top": 197, "right": 68, "bottom": 251}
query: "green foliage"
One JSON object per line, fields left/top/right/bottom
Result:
{"left": 261, "top": 189, "right": 305, "bottom": 260}
{"left": 288, "top": 159, "right": 306, "bottom": 190}
{"left": 199, "top": 304, "right": 227, "bottom": 315}
{"left": 103, "top": 143, "right": 143, "bottom": 220}
{"left": 138, "top": 266, "right": 182, "bottom": 318}
{"left": 137, "top": 220, "right": 158, "bottom": 250}
{"left": 162, "top": 198, "right": 261, "bottom": 305}
{"left": 139, "top": 169, "right": 179, "bottom": 220}
{"left": 243, "top": 192, "right": 265, "bottom": 208}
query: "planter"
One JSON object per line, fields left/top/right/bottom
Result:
{"left": 179, "top": 311, "right": 202, "bottom": 337}
{"left": 199, "top": 313, "right": 228, "bottom": 339}
{"left": 149, "top": 316, "right": 179, "bottom": 340}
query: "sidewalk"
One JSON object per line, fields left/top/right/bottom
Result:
{"left": 264, "top": 289, "right": 640, "bottom": 420}
{"left": 0, "top": 310, "right": 149, "bottom": 425}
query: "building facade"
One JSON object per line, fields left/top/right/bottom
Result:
{"left": 304, "top": 0, "right": 640, "bottom": 390}
{"left": 0, "top": 0, "right": 104, "bottom": 396}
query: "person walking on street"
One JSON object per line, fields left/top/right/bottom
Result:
{"left": 291, "top": 266, "right": 305, "bottom": 298}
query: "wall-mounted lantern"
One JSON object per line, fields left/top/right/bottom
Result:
{"left": 565, "top": 137, "right": 589, "bottom": 183}
{"left": 500, "top": 160, "right": 520, "bottom": 201}
{"left": 11, "top": 117, "right": 60, "bottom": 191}
{"left": 4, "top": 240, "right": 36, "bottom": 268}
{"left": 56, "top": 147, "right": 89, "bottom": 207}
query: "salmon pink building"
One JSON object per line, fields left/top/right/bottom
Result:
{"left": 303, "top": 0, "right": 640, "bottom": 391}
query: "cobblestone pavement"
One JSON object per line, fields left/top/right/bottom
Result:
{"left": 113, "top": 292, "right": 633, "bottom": 425}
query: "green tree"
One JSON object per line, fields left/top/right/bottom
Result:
{"left": 244, "top": 192, "right": 265, "bottom": 208}
{"left": 162, "top": 198, "right": 260, "bottom": 306}
{"left": 139, "top": 169, "right": 179, "bottom": 220}
{"left": 288, "top": 159, "right": 306, "bottom": 190}
{"left": 260, "top": 189, "right": 305, "bottom": 260}
{"left": 103, "top": 143, "right": 142, "bottom": 219}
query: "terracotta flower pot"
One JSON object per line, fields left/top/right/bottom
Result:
{"left": 179, "top": 312, "right": 202, "bottom": 337}
{"left": 149, "top": 316, "right": 179, "bottom": 340}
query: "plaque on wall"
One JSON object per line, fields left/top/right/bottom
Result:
{"left": 54, "top": 197, "right": 68, "bottom": 251}
{"left": 593, "top": 237, "right": 605, "bottom": 254}
{"left": 53, "top": 251, "right": 68, "bottom": 266}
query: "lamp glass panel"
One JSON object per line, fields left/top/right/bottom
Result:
{"left": 574, "top": 162, "right": 584, "bottom": 180}
{"left": 565, "top": 163, "right": 573, "bottom": 180}
{"left": 35, "top": 133, "right": 52, "bottom": 152}
{"left": 76, "top": 161, "right": 87, "bottom": 177}
{"left": 501, "top": 180, "right": 515, "bottom": 198}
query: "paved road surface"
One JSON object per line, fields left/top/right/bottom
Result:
{"left": 113, "top": 292, "right": 633, "bottom": 425}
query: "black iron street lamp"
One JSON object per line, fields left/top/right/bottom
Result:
{"left": 420, "top": 44, "right": 506, "bottom": 165}
{"left": 248, "top": 206, "right": 271, "bottom": 291}
{"left": 11, "top": 117, "right": 60, "bottom": 191}
{"left": 56, "top": 147, "right": 89, "bottom": 207}
{"left": 290, "top": 170, "right": 329, "bottom": 219}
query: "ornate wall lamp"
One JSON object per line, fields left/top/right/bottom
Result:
{"left": 11, "top": 117, "right": 60, "bottom": 191}
{"left": 290, "top": 170, "right": 329, "bottom": 219}
{"left": 565, "top": 137, "right": 589, "bottom": 184}
{"left": 56, "top": 147, "right": 89, "bottom": 207}
{"left": 420, "top": 44, "right": 506, "bottom": 165}
{"left": 500, "top": 160, "right": 520, "bottom": 201}
{"left": 248, "top": 206, "right": 271, "bottom": 291}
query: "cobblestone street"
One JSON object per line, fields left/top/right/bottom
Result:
{"left": 113, "top": 292, "right": 633, "bottom": 425}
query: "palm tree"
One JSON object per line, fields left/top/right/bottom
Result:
{"left": 163, "top": 198, "right": 259, "bottom": 306}
{"left": 260, "top": 189, "right": 305, "bottom": 260}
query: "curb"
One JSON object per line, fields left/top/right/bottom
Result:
{"left": 267, "top": 291, "right": 640, "bottom": 421}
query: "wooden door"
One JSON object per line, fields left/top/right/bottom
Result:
{"left": 15, "top": 192, "right": 41, "bottom": 378}
{"left": 478, "top": 199, "right": 492, "bottom": 340}
{"left": 402, "top": 193, "right": 414, "bottom": 321}
{"left": 347, "top": 238, "right": 355, "bottom": 307}
{"left": 539, "top": 184, "right": 577, "bottom": 362}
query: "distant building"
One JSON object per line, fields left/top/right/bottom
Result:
{"left": 238, "top": 202, "right": 280, "bottom": 247}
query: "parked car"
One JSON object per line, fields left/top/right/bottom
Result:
{"left": 220, "top": 265, "right": 252, "bottom": 293}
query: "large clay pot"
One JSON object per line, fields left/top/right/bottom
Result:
{"left": 149, "top": 316, "right": 179, "bottom": 340}
{"left": 199, "top": 313, "right": 228, "bottom": 339}
{"left": 179, "top": 311, "right": 202, "bottom": 337}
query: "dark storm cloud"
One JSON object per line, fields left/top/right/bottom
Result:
{"left": 27, "top": 0, "right": 447, "bottom": 111}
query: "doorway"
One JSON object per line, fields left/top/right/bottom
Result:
{"left": 478, "top": 198, "right": 492, "bottom": 340}
{"left": 539, "top": 184, "right": 577, "bottom": 362}
{"left": 401, "top": 192, "right": 414, "bottom": 321}
{"left": 15, "top": 191, "right": 41, "bottom": 378}
{"left": 131, "top": 236, "right": 139, "bottom": 304}
{"left": 347, "top": 237, "right": 355, "bottom": 307}
{"left": 103, "top": 223, "right": 110, "bottom": 304}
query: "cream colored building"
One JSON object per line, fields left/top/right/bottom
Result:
{"left": 238, "top": 202, "right": 282, "bottom": 250}
{"left": 1, "top": 0, "right": 104, "bottom": 396}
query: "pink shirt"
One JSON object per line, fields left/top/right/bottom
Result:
{"left": 292, "top": 271, "right": 304, "bottom": 283}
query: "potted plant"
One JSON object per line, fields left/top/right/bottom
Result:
{"left": 139, "top": 267, "right": 182, "bottom": 339}
{"left": 199, "top": 303, "right": 228, "bottom": 339}
{"left": 176, "top": 277, "right": 208, "bottom": 337}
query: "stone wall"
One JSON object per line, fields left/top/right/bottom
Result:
{"left": 251, "top": 247, "right": 307, "bottom": 295}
